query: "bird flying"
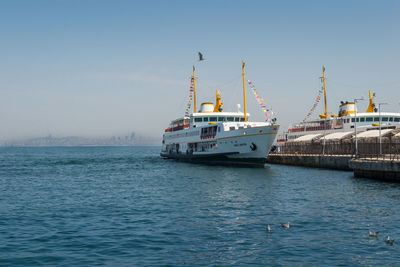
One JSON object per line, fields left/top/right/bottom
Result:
{"left": 198, "top": 52, "right": 205, "bottom": 61}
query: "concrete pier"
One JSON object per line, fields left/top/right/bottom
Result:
{"left": 349, "top": 158, "right": 400, "bottom": 181}
{"left": 266, "top": 154, "right": 352, "bottom": 171}
{"left": 267, "top": 153, "right": 400, "bottom": 182}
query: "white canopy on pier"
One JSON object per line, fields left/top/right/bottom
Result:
{"left": 355, "top": 129, "right": 393, "bottom": 138}
{"left": 323, "top": 131, "right": 354, "bottom": 141}
{"left": 292, "top": 133, "right": 322, "bottom": 142}
{"left": 393, "top": 132, "right": 400, "bottom": 138}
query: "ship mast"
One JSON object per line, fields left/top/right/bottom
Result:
{"left": 242, "top": 61, "right": 247, "bottom": 122}
{"left": 193, "top": 66, "right": 197, "bottom": 113}
{"left": 321, "top": 65, "right": 328, "bottom": 119}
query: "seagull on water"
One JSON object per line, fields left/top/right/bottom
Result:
{"left": 281, "top": 222, "right": 290, "bottom": 229}
{"left": 198, "top": 52, "right": 205, "bottom": 61}
{"left": 266, "top": 225, "right": 271, "bottom": 232}
{"left": 386, "top": 236, "right": 395, "bottom": 245}
{"left": 369, "top": 231, "right": 379, "bottom": 237}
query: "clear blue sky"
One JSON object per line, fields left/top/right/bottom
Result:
{"left": 1, "top": 0, "right": 399, "bottom": 142}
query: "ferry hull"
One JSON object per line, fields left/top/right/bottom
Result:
{"left": 161, "top": 154, "right": 267, "bottom": 167}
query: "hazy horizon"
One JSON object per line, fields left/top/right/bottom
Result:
{"left": 1, "top": 0, "right": 399, "bottom": 143}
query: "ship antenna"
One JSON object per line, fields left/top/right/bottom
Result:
{"left": 193, "top": 65, "right": 197, "bottom": 113}
{"left": 321, "top": 65, "right": 328, "bottom": 118}
{"left": 242, "top": 61, "right": 247, "bottom": 122}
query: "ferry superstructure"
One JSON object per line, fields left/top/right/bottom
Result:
{"left": 280, "top": 67, "right": 400, "bottom": 143}
{"left": 161, "top": 62, "right": 279, "bottom": 167}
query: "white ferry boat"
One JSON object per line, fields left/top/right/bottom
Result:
{"left": 280, "top": 67, "right": 400, "bottom": 143}
{"left": 161, "top": 62, "right": 279, "bottom": 167}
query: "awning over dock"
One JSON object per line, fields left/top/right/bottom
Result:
{"left": 292, "top": 133, "right": 322, "bottom": 142}
{"left": 323, "top": 131, "right": 354, "bottom": 141}
{"left": 355, "top": 129, "right": 394, "bottom": 138}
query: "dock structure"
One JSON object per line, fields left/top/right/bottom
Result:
{"left": 349, "top": 158, "right": 400, "bottom": 181}
{"left": 267, "top": 154, "right": 352, "bottom": 171}
{"left": 268, "top": 132, "right": 400, "bottom": 181}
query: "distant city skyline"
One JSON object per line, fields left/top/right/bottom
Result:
{"left": 2, "top": 131, "right": 159, "bottom": 146}
{"left": 1, "top": 0, "right": 399, "bottom": 142}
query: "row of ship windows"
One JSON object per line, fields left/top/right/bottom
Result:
{"left": 194, "top": 117, "right": 245, "bottom": 123}
{"left": 166, "top": 131, "right": 200, "bottom": 139}
{"left": 345, "top": 117, "right": 400, "bottom": 123}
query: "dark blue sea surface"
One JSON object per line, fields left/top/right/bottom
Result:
{"left": 1, "top": 146, "right": 399, "bottom": 266}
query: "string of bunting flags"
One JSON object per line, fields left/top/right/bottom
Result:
{"left": 302, "top": 89, "right": 323, "bottom": 122}
{"left": 184, "top": 77, "right": 194, "bottom": 117}
{"left": 246, "top": 80, "right": 274, "bottom": 122}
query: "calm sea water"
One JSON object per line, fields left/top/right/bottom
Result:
{"left": 1, "top": 146, "right": 399, "bottom": 266}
